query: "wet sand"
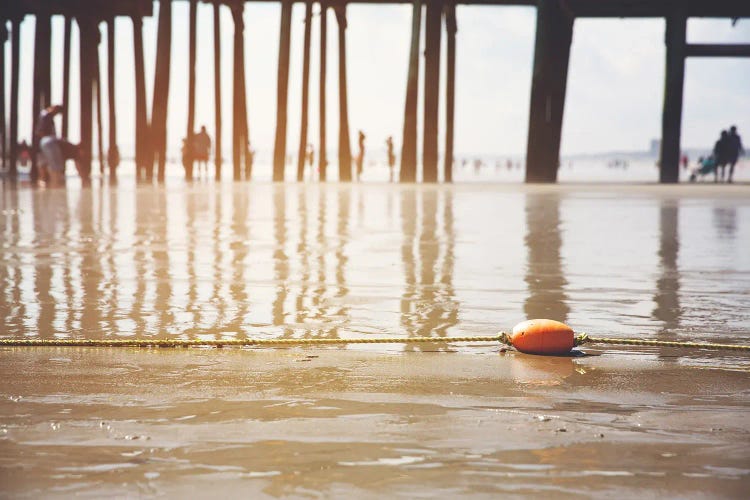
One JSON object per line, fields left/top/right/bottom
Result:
{"left": 1, "top": 348, "right": 748, "bottom": 498}
{"left": 1, "top": 181, "right": 749, "bottom": 497}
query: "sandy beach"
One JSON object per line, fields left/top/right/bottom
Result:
{"left": 1, "top": 181, "right": 749, "bottom": 497}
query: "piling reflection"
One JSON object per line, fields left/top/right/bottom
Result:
{"left": 400, "top": 189, "right": 458, "bottom": 350}
{"left": 652, "top": 202, "right": 680, "bottom": 333}
{"left": 523, "top": 193, "right": 569, "bottom": 322}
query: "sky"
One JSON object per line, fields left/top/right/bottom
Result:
{"left": 4, "top": 3, "right": 750, "bottom": 163}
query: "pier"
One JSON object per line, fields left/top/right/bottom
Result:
{"left": 1, "top": 0, "right": 749, "bottom": 184}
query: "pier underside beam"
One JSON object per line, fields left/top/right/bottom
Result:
{"left": 525, "top": 0, "right": 573, "bottom": 183}
{"left": 659, "top": 12, "right": 686, "bottom": 184}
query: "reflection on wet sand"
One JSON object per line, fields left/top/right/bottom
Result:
{"left": 400, "top": 189, "right": 458, "bottom": 351}
{"left": 652, "top": 202, "right": 680, "bottom": 333}
{"left": 524, "top": 193, "right": 569, "bottom": 322}
{"left": 2, "top": 183, "right": 750, "bottom": 352}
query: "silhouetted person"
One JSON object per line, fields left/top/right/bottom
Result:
{"left": 681, "top": 153, "right": 689, "bottom": 170}
{"left": 194, "top": 126, "right": 211, "bottom": 178}
{"left": 307, "top": 143, "right": 315, "bottom": 167}
{"left": 36, "top": 105, "right": 65, "bottom": 187}
{"left": 356, "top": 130, "right": 366, "bottom": 181}
{"left": 386, "top": 136, "right": 396, "bottom": 183}
{"left": 726, "top": 126, "right": 744, "bottom": 183}
{"left": 713, "top": 130, "right": 729, "bottom": 183}
{"left": 18, "top": 141, "right": 31, "bottom": 167}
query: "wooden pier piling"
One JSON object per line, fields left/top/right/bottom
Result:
{"left": 273, "top": 0, "right": 293, "bottom": 182}
{"left": 525, "top": 0, "right": 573, "bottom": 183}
{"left": 150, "top": 0, "right": 172, "bottom": 183}
{"left": 319, "top": 1, "right": 328, "bottom": 181}
{"left": 95, "top": 38, "right": 105, "bottom": 175}
{"left": 132, "top": 15, "right": 149, "bottom": 181}
{"left": 107, "top": 17, "right": 119, "bottom": 179}
{"left": 400, "top": 0, "right": 421, "bottom": 183}
{"left": 8, "top": 18, "right": 20, "bottom": 178}
{"left": 31, "top": 14, "right": 52, "bottom": 184}
{"left": 185, "top": 0, "right": 198, "bottom": 181}
{"left": 423, "top": 0, "right": 442, "bottom": 183}
{"left": 297, "top": 0, "right": 313, "bottom": 182}
{"left": 78, "top": 15, "right": 97, "bottom": 185}
{"left": 335, "top": 4, "right": 352, "bottom": 182}
{"left": 62, "top": 16, "right": 71, "bottom": 139}
{"left": 213, "top": 0, "right": 222, "bottom": 181}
{"left": 0, "top": 20, "right": 6, "bottom": 173}
{"left": 444, "top": 1, "right": 457, "bottom": 184}
{"left": 659, "top": 11, "right": 686, "bottom": 184}
{"left": 231, "top": 1, "right": 250, "bottom": 181}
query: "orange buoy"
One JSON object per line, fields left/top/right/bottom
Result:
{"left": 510, "top": 319, "right": 575, "bottom": 355}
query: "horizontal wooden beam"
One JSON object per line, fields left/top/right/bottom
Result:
{"left": 5, "top": 0, "right": 152, "bottom": 18}
{"left": 686, "top": 44, "right": 750, "bottom": 58}
{"left": 7, "top": 0, "right": 749, "bottom": 21}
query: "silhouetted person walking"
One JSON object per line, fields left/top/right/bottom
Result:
{"left": 194, "top": 126, "right": 212, "bottom": 178}
{"left": 356, "top": 130, "right": 366, "bottom": 181}
{"left": 726, "top": 126, "right": 744, "bottom": 183}
{"left": 713, "top": 130, "right": 729, "bottom": 183}
{"left": 386, "top": 136, "right": 396, "bottom": 183}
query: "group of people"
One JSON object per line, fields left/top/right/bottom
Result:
{"left": 181, "top": 126, "right": 213, "bottom": 177}
{"left": 691, "top": 126, "right": 744, "bottom": 183}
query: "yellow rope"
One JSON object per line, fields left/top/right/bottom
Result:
{"left": 0, "top": 334, "right": 508, "bottom": 348}
{"left": 0, "top": 333, "right": 748, "bottom": 352}
{"left": 575, "top": 334, "right": 750, "bottom": 352}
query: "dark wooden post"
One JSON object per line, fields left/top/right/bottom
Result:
{"left": 659, "top": 12, "right": 686, "bottom": 184}
{"left": 273, "top": 0, "right": 292, "bottom": 182}
{"left": 62, "top": 16, "right": 72, "bottom": 138}
{"left": 423, "top": 0, "right": 442, "bottom": 183}
{"left": 239, "top": 22, "right": 251, "bottom": 181}
{"left": 31, "top": 14, "right": 52, "bottom": 184}
{"left": 8, "top": 18, "right": 20, "bottom": 178}
{"left": 400, "top": 0, "right": 421, "bottom": 183}
{"left": 334, "top": 5, "right": 351, "bottom": 182}
{"left": 319, "top": 1, "right": 328, "bottom": 181}
{"left": 0, "top": 20, "right": 6, "bottom": 172}
{"left": 444, "top": 2, "right": 457, "bottom": 183}
{"left": 525, "top": 0, "right": 573, "bottom": 183}
{"left": 151, "top": 0, "right": 172, "bottom": 183}
{"left": 185, "top": 0, "right": 198, "bottom": 181}
{"left": 95, "top": 34, "right": 105, "bottom": 175}
{"left": 213, "top": 0, "right": 222, "bottom": 181}
{"left": 297, "top": 0, "right": 313, "bottom": 181}
{"left": 78, "top": 16, "right": 97, "bottom": 185}
{"left": 231, "top": 2, "right": 245, "bottom": 181}
{"left": 106, "top": 17, "right": 119, "bottom": 178}
{"left": 132, "top": 16, "right": 149, "bottom": 181}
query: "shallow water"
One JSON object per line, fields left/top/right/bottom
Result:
{"left": 1, "top": 179, "right": 749, "bottom": 496}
